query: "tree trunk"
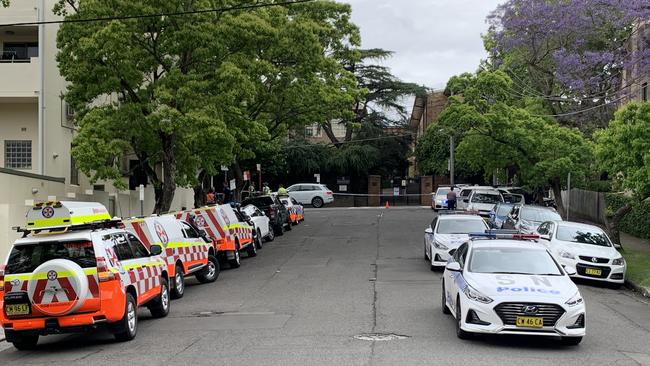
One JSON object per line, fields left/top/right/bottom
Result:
{"left": 154, "top": 133, "right": 177, "bottom": 214}
{"left": 605, "top": 203, "right": 632, "bottom": 247}
{"left": 193, "top": 169, "right": 210, "bottom": 209}
{"left": 551, "top": 178, "right": 566, "bottom": 219}
{"left": 321, "top": 121, "right": 341, "bottom": 147}
{"left": 232, "top": 159, "right": 244, "bottom": 202}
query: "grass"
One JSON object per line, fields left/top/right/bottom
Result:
{"left": 623, "top": 249, "right": 650, "bottom": 288}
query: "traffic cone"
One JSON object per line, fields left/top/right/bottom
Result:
{"left": 385, "top": 201, "right": 390, "bottom": 209}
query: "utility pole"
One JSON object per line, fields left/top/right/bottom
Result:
{"left": 449, "top": 135, "right": 455, "bottom": 186}
{"left": 566, "top": 172, "right": 571, "bottom": 220}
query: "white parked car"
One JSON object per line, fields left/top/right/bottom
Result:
{"left": 286, "top": 183, "right": 334, "bottom": 208}
{"left": 537, "top": 221, "right": 626, "bottom": 285}
{"left": 241, "top": 204, "right": 274, "bottom": 244}
{"left": 464, "top": 189, "right": 504, "bottom": 217}
{"left": 432, "top": 186, "right": 452, "bottom": 211}
{"left": 503, "top": 205, "right": 562, "bottom": 234}
{"left": 424, "top": 213, "right": 488, "bottom": 270}
{"left": 442, "top": 237, "right": 586, "bottom": 345}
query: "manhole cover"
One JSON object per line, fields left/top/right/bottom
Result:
{"left": 353, "top": 333, "right": 409, "bottom": 341}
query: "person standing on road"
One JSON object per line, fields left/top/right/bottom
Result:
{"left": 446, "top": 187, "right": 457, "bottom": 210}
{"left": 278, "top": 184, "right": 288, "bottom": 197}
{"left": 262, "top": 182, "right": 271, "bottom": 195}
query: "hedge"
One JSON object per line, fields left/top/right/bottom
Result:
{"left": 605, "top": 193, "right": 650, "bottom": 239}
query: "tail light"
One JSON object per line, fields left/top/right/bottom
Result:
{"left": 96, "top": 257, "right": 115, "bottom": 282}
{"left": 0, "top": 264, "right": 5, "bottom": 292}
{"left": 326, "top": 191, "right": 333, "bottom": 196}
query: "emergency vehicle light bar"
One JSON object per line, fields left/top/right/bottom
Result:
{"left": 14, "top": 219, "right": 124, "bottom": 236}
{"left": 438, "top": 210, "right": 480, "bottom": 215}
{"left": 468, "top": 230, "right": 540, "bottom": 240}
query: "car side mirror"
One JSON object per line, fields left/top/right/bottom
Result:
{"left": 539, "top": 234, "right": 550, "bottom": 241}
{"left": 150, "top": 244, "right": 163, "bottom": 256}
{"left": 446, "top": 262, "right": 462, "bottom": 272}
{"left": 613, "top": 243, "right": 622, "bottom": 250}
{"left": 564, "top": 265, "right": 577, "bottom": 276}
{"left": 424, "top": 228, "right": 433, "bottom": 235}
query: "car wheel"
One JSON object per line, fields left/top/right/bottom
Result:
{"left": 441, "top": 281, "right": 451, "bottom": 315}
{"left": 561, "top": 337, "right": 582, "bottom": 346}
{"left": 229, "top": 244, "right": 241, "bottom": 268}
{"left": 266, "top": 224, "right": 275, "bottom": 242}
{"left": 196, "top": 254, "right": 220, "bottom": 283}
{"left": 311, "top": 197, "right": 324, "bottom": 208}
{"left": 113, "top": 293, "right": 138, "bottom": 342}
{"left": 455, "top": 296, "right": 471, "bottom": 339}
{"left": 171, "top": 264, "right": 185, "bottom": 299}
{"left": 10, "top": 333, "right": 39, "bottom": 351}
{"left": 148, "top": 277, "right": 170, "bottom": 318}
{"left": 246, "top": 239, "right": 258, "bottom": 257}
{"left": 255, "top": 229, "right": 263, "bottom": 249}
{"left": 274, "top": 223, "right": 284, "bottom": 236}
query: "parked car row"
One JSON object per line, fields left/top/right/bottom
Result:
{"left": 0, "top": 199, "right": 305, "bottom": 350}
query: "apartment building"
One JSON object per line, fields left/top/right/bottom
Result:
{"left": 0, "top": 1, "right": 193, "bottom": 260}
{"left": 407, "top": 90, "right": 448, "bottom": 176}
{"left": 621, "top": 19, "right": 650, "bottom": 103}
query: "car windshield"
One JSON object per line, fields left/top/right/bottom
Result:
{"left": 5, "top": 241, "right": 97, "bottom": 274}
{"left": 468, "top": 247, "right": 562, "bottom": 275}
{"left": 471, "top": 193, "right": 502, "bottom": 204}
{"left": 496, "top": 204, "right": 513, "bottom": 216}
{"left": 521, "top": 208, "right": 562, "bottom": 222}
{"left": 436, "top": 188, "right": 450, "bottom": 196}
{"left": 556, "top": 226, "right": 612, "bottom": 247}
{"left": 437, "top": 219, "right": 487, "bottom": 234}
{"left": 281, "top": 199, "right": 290, "bottom": 205}
{"left": 242, "top": 197, "right": 274, "bottom": 207}
{"left": 242, "top": 205, "right": 256, "bottom": 216}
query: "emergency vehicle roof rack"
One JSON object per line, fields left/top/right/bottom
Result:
{"left": 13, "top": 218, "right": 124, "bottom": 237}
{"left": 468, "top": 229, "right": 540, "bottom": 241}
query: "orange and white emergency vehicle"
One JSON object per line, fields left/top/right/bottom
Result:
{"left": 0, "top": 201, "right": 170, "bottom": 350}
{"left": 123, "top": 215, "right": 218, "bottom": 299}
{"left": 175, "top": 204, "right": 255, "bottom": 269}
{"left": 279, "top": 196, "right": 304, "bottom": 225}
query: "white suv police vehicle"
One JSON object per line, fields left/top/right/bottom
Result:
{"left": 0, "top": 202, "right": 170, "bottom": 350}
{"left": 441, "top": 232, "right": 586, "bottom": 345}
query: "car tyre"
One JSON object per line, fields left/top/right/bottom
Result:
{"left": 246, "top": 239, "right": 257, "bottom": 257}
{"left": 455, "top": 296, "right": 471, "bottom": 339}
{"left": 255, "top": 229, "right": 263, "bottom": 249}
{"left": 441, "top": 281, "right": 451, "bottom": 315}
{"left": 196, "top": 254, "right": 220, "bottom": 283}
{"left": 266, "top": 224, "right": 275, "bottom": 242}
{"left": 171, "top": 264, "right": 185, "bottom": 299}
{"left": 424, "top": 239, "right": 429, "bottom": 261}
{"left": 561, "top": 337, "right": 582, "bottom": 346}
{"left": 148, "top": 277, "right": 170, "bottom": 318}
{"left": 312, "top": 197, "right": 324, "bottom": 208}
{"left": 113, "top": 293, "right": 138, "bottom": 342}
{"left": 229, "top": 244, "right": 241, "bottom": 268}
{"left": 10, "top": 333, "right": 39, "bottom": 351}
{"left": 285, "top": 220, "right": 292, "bottom": 231}
{"left": 274, "top": 223, "right": 284, "bottom": 236}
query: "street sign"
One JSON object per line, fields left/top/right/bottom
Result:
{"left": 139, "top": 184, "right": 144, "bottom": 201}
{"left": 314, "top": 173, "right": 321, "bottom": 183}
{"left": 229, "top": 179, "right": 236, "bottom": 190}
{"left": 221, "top": 165, "right": 229, "bottom": 171}
{"left": 256, "top": 164, "right": 261, "bottom": 171}
{"left": 243, "top": 171, "right": 250, "bottom": 181}
{"left": 401, "top": 180, "right": 407, "bottom": 187}
{"left": 339, "top": 185, "right": 348, "bottom": 192}
{"left": 393, "top": 187, "right": 400, "bottom": 196}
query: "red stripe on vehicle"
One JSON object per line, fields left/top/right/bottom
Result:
{"left": 57, "top": 277, "right": 78, "bottom": 301}
{"left": 87, "top": 274, "right": 99, "bottom": 298}
{"left": 31, "top": 279, "right": 48, "bottom": 303}
{"left": 131, "top": 222, "right": 151, "bottom": 248}
{"left": 205, "top": 209, "right": 227, "bottom": 237}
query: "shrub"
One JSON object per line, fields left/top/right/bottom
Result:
{"left": 605, "top": 193, "right": 650, "bottom": 239}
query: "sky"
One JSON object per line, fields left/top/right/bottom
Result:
{"left": 343, "top": 0, "right": 504, "bottom": 90}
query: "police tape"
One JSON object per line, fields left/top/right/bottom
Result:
{"left": 332, "top": 193, "right": 434, "bottom": 197}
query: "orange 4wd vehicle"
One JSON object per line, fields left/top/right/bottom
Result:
{"left": 123, "top": 215, "right": 218, "bottom": 299}
{"left": 175, "top": 204, "right": 256, "bottom": 269}
{"left": 0, "top": 202, "right": 170, "bottom": 350}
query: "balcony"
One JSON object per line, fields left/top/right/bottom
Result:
{"left": 0, "top": 57, "right": 39, "bottom": 99}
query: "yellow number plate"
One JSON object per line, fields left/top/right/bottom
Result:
{"left": 5, "top": 304, "right": 30, "bottom": 316}
{"left": 516, "top": 316, "right": 543, "bottom": 328}
{"left": 585, "top": 268, "right": 602, "bottom": 276}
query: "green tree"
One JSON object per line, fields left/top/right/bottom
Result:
{"left": 595, "top": 102, "right": 650, "bottom": 243}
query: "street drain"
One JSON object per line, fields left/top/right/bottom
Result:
{"left": 353, "top": 333, "right": 409, "bottom": 341}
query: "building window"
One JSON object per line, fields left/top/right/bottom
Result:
{"left": 305, "top": 126, "right": 315, "bottom": 137}
{"left": 70, "top": 155, "right": 79, "bottom": 185}
{"left": 1, "top": 42, "right": 38, "bottom": 62}
{"left": 4, "top": 140, "right": 32, "bottom": 169}
{"left": 642, "top": 83, "right": 648, "bottom": 102}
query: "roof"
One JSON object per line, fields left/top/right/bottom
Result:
{"left": 554, "top": 220, "right": 603, "bottom": 230}
{"left": 13, "top": 227, "right": 124, "bottom": 245}
{"left": 438, "top": 214, "right": 484, "bottom": 221}
{"left": 470, "top": 240, "right": 547, "bottom": 250}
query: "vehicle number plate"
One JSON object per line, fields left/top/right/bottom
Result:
{"left": 585, "top": 268, "right": 602, "bottom": 276}
{"left": 5, "top": 304, "right": 30, "bottom": 316}
{"left": 515, "top": 316, "right": 543, "bottom": 328}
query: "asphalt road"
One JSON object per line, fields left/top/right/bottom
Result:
{"left": 1, "top": 207, "right": 650, "bottom": 365}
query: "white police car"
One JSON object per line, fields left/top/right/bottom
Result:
{"left": 424, "top": 213, "right": 488, "bottom": 270}
{"left": 441, "top": 233, "right": 586, "bottom": 345}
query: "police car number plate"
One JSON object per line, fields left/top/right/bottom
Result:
{"left": 515, "top": 316, "right": 543, "bottom": 328}
{"left": 5, "top": 304, "right": 30, "bottom": 316}
{"left": 585, "top": 268, "right": 602, "bottom": 276}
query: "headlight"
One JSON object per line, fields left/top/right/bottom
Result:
{"left": 560, "top": 251, "right": 576, "bottom": 260}
{"left": 433, "top": 240, "right": 448, "bottom": 250}
{"left": 463, "top": 284, "right": 493, "bottom": 304}
{"left": 612, "top": 257, "right": 625, "bottom": 266}
{"left": 565, "top": 292, "right": 584, "bottom": 307}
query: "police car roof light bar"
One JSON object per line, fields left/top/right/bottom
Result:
{"left": 438, "top": 210, "right": 479, "bottom": 215}
{"left": 468, "top": 230, "right": 540, "bottom": 240}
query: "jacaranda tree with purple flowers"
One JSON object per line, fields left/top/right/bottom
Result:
{"left": 486, "top": 0, "right": 650, "bottom": 132}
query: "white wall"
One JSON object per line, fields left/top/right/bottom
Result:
{"left": 0, "top": 102, "right": 39, "bottom": 172}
